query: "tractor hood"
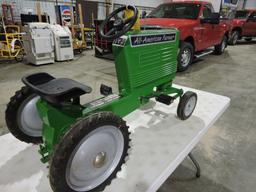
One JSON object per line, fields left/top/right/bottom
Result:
{"left": 141, "top": 18, "right": 198, "bottom": 29}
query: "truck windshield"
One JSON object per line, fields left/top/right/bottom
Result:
{"left": 147, "top": 3, "right": 201, "bottom": 19}
{"left": 235, "top": 11, "right": 249, "bottom": 19}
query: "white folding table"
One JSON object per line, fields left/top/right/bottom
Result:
{"left": 0, "top": 85, "right": 230, "bottom": 192}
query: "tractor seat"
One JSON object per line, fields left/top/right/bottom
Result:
{"left": 22, "top": 73, "right": 92, "bottom": 105}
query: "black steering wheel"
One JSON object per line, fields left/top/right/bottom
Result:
{"left": 99, "top": 5, "right": 138, "bottom": 40}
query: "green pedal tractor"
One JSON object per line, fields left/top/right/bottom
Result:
{"left": 5, "top": 6, "right": 197, "bottom": 192}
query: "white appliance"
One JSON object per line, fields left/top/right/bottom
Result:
{"left": 23, "top": 23, "right": 55, "bottom": 65}
{"left": 50, "top": 24, "right": 74, "bottom": 61}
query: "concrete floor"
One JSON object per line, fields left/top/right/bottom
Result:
{"left": 0, "top": 40, "right": 256, "bottom": 192}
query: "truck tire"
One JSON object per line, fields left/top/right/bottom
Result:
{"left": 177, "top": 42, "right": 194, "bottom": 72}
{"left": 50, "top": 112, "right": 130, "bottom": 192}
{"left": 214, "top": 36, "right": 227, "bottom": 55}
{"left": 5, "top": 86, "right": 43, "bottom": 144}
{"left": 229, "top": 30, "right": 240, "bottom": 45}
{"left": 245, "top": 37, "right": 252, "bottom": 42}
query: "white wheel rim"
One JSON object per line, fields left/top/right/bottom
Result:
{"left": 18, "top": 96, "right": 43, "bottom": 137}
{"left": 180, "top": 48, "right": 192, "bottom": 67}
{"left": 184, "top": 96, "right": 197, "bottom": 117}
{"left": 66, "top": 125, "right": 124, "bottom": 191}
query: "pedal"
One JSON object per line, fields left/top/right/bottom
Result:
{"left": 156, "top": 94, "right": 174, "bottom": 105}
{"left": 100, "top": 84, "right": 113, "bottom": 96}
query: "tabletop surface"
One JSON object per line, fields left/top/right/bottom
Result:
{"left": 0, "top": 85, "right": 230, "bottom": 192}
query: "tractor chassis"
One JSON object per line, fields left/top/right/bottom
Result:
{"left": 38, "top": 82, "right": 183, "bottom": 163}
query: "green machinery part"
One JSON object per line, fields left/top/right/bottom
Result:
{"left": 38, "top": 29, "right": 183, "bottom": 163}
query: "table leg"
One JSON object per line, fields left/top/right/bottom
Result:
{"left": 188, "top": 153, "right": 201, "bottom": 178}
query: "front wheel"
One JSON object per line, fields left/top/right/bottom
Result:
{"left": 214, "top": 36, "right": 228, "bottom": 55}
{"left": 50, "top": 112, "right": 130, "bottom": 192}
{"left": 177, "top": 91, "right": 197, "bottom": 120}
{"left": 177, "top": 42, "right": 194, "bottom": 72}
{"left": 5, "top": 86, "right": 43, "bottom": 144}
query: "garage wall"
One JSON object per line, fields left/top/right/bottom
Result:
{"left": 86, "top": 0, "right": 162, "bottom": 7}
{"left": 86, "top": 0, "right": 163, "bottom": 20}
{"left": 112, "top": 0, "right": 163, "bottom": 7}
{"left": 0, "top": 0, "right": 163, "bottom": 24}
{"left": 0, "top": 0, "right": 73, "bottom": 24}
{"left": 244, "top": 0, "right": 256, "bottom": 9}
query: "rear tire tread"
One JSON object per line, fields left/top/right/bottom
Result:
{"left": 50, "top": 111, "right": 130, "bottom": 192}
{"left": 5, "top": 86, "right": 42, "bottom": 144}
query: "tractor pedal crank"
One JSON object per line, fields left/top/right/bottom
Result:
{"left": 156, "top": 94, "right": 174, "bottom": 105}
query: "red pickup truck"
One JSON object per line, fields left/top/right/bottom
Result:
{"left": 229, "top": 9, "right": 256, "bottom": 45}
{"left": 141, "top": 1, "right": 230, "bottom": 72}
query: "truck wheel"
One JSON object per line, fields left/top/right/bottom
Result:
{"left": 245, "top": 37, "right": 252, "bottom": 42}
{"left": 5, "top": 86, "right": 43, "bottom": 144}
{"left": 177, "top": 91, "right": 197, "bottom": 120}
{"left": 177, "top": 42, "right": 194, "bottom": 72}
{"left": 229, "top": 30, "right": 240, "bottom": 45}
{"left": 214, "top": 36, "right": 227, "bottom": 55}
{"left": 50, "top": 112, "right": 130, "bottom": 192}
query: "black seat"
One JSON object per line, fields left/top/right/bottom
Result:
{"left": 22, "top": 73, "right": 92, "bottom": 106}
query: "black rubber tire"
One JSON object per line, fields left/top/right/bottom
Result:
{"left": 15, "top": 52, "right": 24, "bottom": 62}
{"left": 214, "top": 36, "right": 228, "bottom": 55}
{"left": 177, "top": 91, "right": 197, "bottom": 121}
{"left": 5, "top": 86, "right": 43, "bottom": 144}
{"left": 245, "top": 37, "right": 253, "bottom": 42}
{"left": 229, "top": 30, "right": 240, "bottom": 45}
{"left": 49, "top": 111, "right": 130, "bottom": 192}
{"left": 177, "top": 42, "right": 194, "bottom": 72}
{"left": 13, "top": 40, "right": 24, "bottom": 62}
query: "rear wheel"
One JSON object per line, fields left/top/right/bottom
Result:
{"left": 177, "top": 42, "right": 194, "bottom": 72}
{"left": 214, "top": 36, "right": 227, "bottom": 55}
{"left": 5, "top": 86, "right": 43, "bottom": 144}
{"left": 50, "top": 112, "right": 130, "bottom": 192}
{"left": 229, "top": 30, "right": 240, "bottom": 45}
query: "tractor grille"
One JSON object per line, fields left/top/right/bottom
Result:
{"left": 129, "top": 46, "right": 177, "bottom": 88}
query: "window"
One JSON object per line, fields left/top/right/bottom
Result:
{"left": 235, "top": 11, "right": 249, "bottom": 19}
{"left": 203, "top": 5, "right": 213, "bottom": 18}
{"left": 147, "top": 3, "right": 201, "bottom": 20}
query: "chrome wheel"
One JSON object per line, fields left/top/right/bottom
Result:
{"left": 180, "top": 48, "right": 192, "bottom": 67}
{"left": 17, "top": 95, "right": 43, "bottom": 137}
{"left": 66, "top": 125, "right": 124, "bottom": 191}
